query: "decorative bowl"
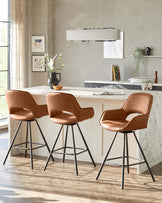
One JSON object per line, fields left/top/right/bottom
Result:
{"left": 128, "top": 77, "right": 149, "bottom": 83}
{"left": 53, "top": 85, "right": 63, "bottom": 90}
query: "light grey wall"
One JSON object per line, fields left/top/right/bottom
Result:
{"left": 27, "top": 0, "right": 162, "bottom": 87}
{"left": 53, "top": 0, "right": 162, "bottom": 86}
{"left": 27, "top": 0, "right": 54, "bottom": 87}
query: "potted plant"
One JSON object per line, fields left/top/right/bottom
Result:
{"left": 44, "top": 53, "right": 64, "bottom": 89}
{"left": 133, "top": 47, "right": 144, "bottom": 74}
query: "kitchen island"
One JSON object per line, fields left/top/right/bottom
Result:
{"left": 9, "top": 86, "right": 162, "bottom": 173}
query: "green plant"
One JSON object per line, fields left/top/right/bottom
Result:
{"left": 133, "top": 47, "right": 144, "bottom": 74}
{"left": 44, "top": 53, "right": 64, "bottom": 73}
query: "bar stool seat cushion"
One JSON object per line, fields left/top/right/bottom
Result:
{"left": 50, "top": 107, "right": 94, "bottom": 125}
{"left": 10, "top": 109, "right": 35, "bottom": 121}
{"left": 50, "top": 112, "right": 77, "bottom": 125}
{"left": 101, "top": 119, "right": 129, "bottom": 132}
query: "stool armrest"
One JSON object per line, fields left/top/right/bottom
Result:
{"left": 79, "top": 107, "right": 94, "bottom": 120}
{"left": 100, "top": 108, "right": 127, "bottom": 121}
{"left": 124, "top": 114, "right": 149, "bottom": 131}
{"left": 36, "top": 104, "right": 48, "bottom": 118}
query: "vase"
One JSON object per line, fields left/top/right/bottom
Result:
{"left": 48, "top": 72, "right": 61, "bottom": 89}
{"left": 144, "top": 47, "right": 151, "bottom": 56}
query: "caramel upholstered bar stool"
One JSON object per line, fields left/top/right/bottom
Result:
{"left": 96, "top": 92, "right": 155, "bottom": 189}
{"left": 44, "top": 92, "right": 96, "bottom": 175}
{"left": 3, "top": 90, "right": 54, "bottom": 169}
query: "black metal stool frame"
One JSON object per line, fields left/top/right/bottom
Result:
{"left": 96, "top": 131, "right": 155, "bottom": 189}
{"left": 3, "top": 119, "right": 54, "bottom": 169}
{"left": 44, "top": 123, "right": 96, "bottom": 175}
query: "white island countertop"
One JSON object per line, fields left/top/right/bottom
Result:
{"left": 22, "top": 85, "right": 126, "bottom": 97}
{"left": 22, "top": 85, "right": 141, "bottom": 99}
{"left": 22, "top": 85, "right": 162, "bottom": 102}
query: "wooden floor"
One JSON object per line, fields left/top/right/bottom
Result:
{"left": 0, "top": 130, "right": 162, "bottom": 203}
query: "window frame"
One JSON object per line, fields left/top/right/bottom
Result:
{"left": 0, "top": 0, "right": 10, "bottom": 119}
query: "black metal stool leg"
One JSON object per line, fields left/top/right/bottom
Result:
{"left": 3, "top": 121, "right": 22, "bottom": 165}
{"left": 121, "top": 133, "right": 126, "bottom": 189}
{"left": 96, "top": 132, "right": 118, "bottom": 180}
{"left": 44, "top": 125, "right": 63, "bottom": 171}
{"left": 25, "top": 122, "right": 28, "bottom": 158}
{"left": 132, "top": 131, "right": 155, "bottom": 182}
{"left": 35, "top": 120, "right": 54, "bottom": 162}
{"left": 71, "top": 125, "right": 78, "bottom": 176}
{"left": 63, "top": 125, "right": 68, "bottom": 163}
{"left": 29, "top": 121, "right": 33, "bottom": 169}
{"left": 125, "top": 133, "right": 129, "bottom": 173}
{"left": 77, "top": 123, "right": 96, "bottom": 167}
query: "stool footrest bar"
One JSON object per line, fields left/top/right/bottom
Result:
{"left": 107, "top": 156, "right": 145, "bottom": 163}
{"left": 54, "top": 150, "right": 87, "bottom": 156}
{"left": 52, "top": 146, "right": 87, "bottom": 156}
{"left": 126, "top": 161, "right": 145, "bottom": 167}
{"left": 13, "top": 142, "right": 46, "bottom": 150}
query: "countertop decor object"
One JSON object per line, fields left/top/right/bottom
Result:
{"left": 112, "top": 65, "right": 121, "bottom": 81}
{"left": 53, "top": 85, "right": 63, "bottom": 90}
{"left": 155, "top": 71, "right": 158, "bottom": 83}
{"left": 128, "top": 77, "right": 149, "bottom": 83}
{"left": 44, "top": 53, "right": 64, "bottom": 89}
{"left": 48, "top": 72, "right": 61, "bottom": 88}
{"left": 44, "top": 53, "right": 64, "bottom": 73}
{"left": 141, "top": 81, "right": 153, "bottom": 90}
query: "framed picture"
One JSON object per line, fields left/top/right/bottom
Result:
{"left": 104, "top": 31, "right": 123, "bottom": 59}
{"left": 32, "top": 36, "right": 45, "bottom": 53}
{"left": 32, "top": 55, "right": 46, "bottom": 72}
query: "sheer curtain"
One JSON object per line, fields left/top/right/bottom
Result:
{"left": 10, "top": 0, "right": 27, "bottom": 89}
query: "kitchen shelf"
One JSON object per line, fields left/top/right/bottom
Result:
{"left": 142, "top": 55, "right": 162, "bottom": 58}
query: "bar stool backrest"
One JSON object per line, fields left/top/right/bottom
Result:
{"left": 122, "top": 92, "right": 153, "bottom": 116}
{"left": 46, "top": 92, "right": 81, "bottom": 118}
{"left": 6, "top": 90, "right": 47, "bottom": 118}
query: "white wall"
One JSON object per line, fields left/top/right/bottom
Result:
{"left": 27, "top": 0, "right": 162, "bottom": 87}
{"left": 53, "top": 0, "right": 162, "bottom": 86}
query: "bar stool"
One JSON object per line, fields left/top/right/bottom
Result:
{"left": 96, "top": 92, "right": 155, "bottom": 189}
{"left": 44, "top": 92, "right": 96, "bottom": 175}
{"left": 3, "top": 90, "right": 54, "bottom": 169}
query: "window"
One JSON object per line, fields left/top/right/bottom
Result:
{"left": 0, "top": 0, "right": 10, "bottom": 119}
